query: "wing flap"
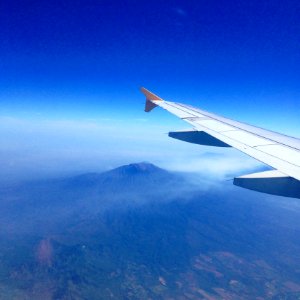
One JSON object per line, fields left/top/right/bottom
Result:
{"left": 234, "top": 170, "right": 300, "bottom": 198}
{"left": 168, "top": 129, "right": 231, "bottom": 147}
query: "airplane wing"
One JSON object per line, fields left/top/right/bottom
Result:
{"left": 141, "top": 87, "right": 300, "bottom": 198}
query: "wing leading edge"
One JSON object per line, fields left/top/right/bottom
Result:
{"left": 141, "top": 87, "right": 300, "bottom": 198}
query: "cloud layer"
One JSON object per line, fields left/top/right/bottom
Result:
{"left": 0, "top": 116, "right": 262, "bottom": 182}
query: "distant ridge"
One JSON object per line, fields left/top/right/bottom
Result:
{"left": 65, "top": 162, "right": 168, "bottom": 186}
{"left": 50, "top": 162, "right": 180, "bottom": 197}
{"left": 104, "top": 162, "right": 168, "bottom": 176}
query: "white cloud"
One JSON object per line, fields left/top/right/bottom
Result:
{"left": 157, "top": 149, "right": 263, "bottom": 179}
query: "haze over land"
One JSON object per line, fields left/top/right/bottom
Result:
{"left": 0, "top": 163, "right": 300, "bottom": 299}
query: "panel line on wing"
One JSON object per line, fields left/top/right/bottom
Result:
{"left": 218, "top": 129, "right": 241, "bottom": 133}
{"left": 168, "top": 102, "right": 300, "bottom": 152}
{"left": 182, "top": 117, "right": 210, "bottom": 121}
{"left": 255, "top": 145, "right": 300, "bottom": 167}
{"left": 221, "top": 130, "right": 276, "bottom": 147}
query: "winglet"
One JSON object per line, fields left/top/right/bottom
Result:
{"left": 140, "top": 87, "right": 163, "bottom": 112}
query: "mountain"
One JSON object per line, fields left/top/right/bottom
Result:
{"left": 62, "top": 162, "right": 178, "bottom": 193}
{"left": 65, "top": 162, "right": 168, "bottom": 183}
{"left": 0, "top": 163, "right": 300, "bottom": 299}
{"left": 0, "top": 163, "right": 197, "bottom": 235}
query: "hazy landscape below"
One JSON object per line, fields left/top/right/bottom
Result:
{"left": 0, "top": 163, "right": 300, "bottom": 300}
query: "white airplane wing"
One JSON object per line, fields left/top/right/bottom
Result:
{"left": 141, "top": 87, "right": 300, "bottom": 198}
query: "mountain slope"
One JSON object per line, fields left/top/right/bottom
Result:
{"left": 0, "top": 163, "right": 198, "bottom": 235}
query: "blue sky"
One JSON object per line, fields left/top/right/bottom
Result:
{"left": 0, "top": 0, "right": 299, "bottom": 181}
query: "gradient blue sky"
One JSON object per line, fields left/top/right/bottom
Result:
{"left": 0, "top": 0, "right": 299, "bottom": 181}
